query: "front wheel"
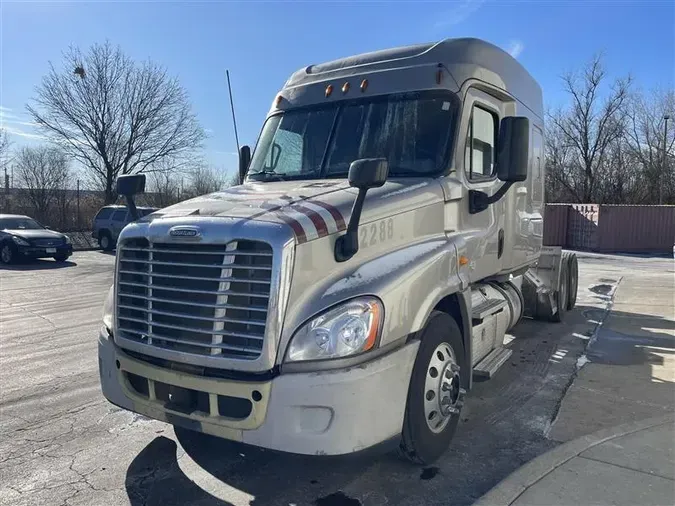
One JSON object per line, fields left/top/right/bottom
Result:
{"left": 0, "top": 243, "right": 15, "bottom": 264}
{"left": 99, "top": 232, "right": 113, "bottom": 251}
{"left": 54, "top": 254, "right": 69, "bottom": 262}
{"left": 400, "top": 311, "right": 466, "bottom": 465}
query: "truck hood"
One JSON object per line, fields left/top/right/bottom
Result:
{"left": 147, "top": 179, "right": 444, "bottom": 244}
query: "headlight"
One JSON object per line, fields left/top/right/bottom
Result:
{"left": 102, "top": 285, "right": 114, "bottom": 331}
{"left": 64, "top": 235, "right": 72, "bottom": 245}
{"left": 11, "top": 236, "right": 30, "bottom": 246}
{"left": 285, "top": 297, "right": 383, "bottom": 363}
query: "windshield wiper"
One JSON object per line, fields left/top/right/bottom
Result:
{"left": 247, "top": 169, "right": 287, "bottom": 181}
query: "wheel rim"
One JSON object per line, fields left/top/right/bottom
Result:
{"left": 423, "top": 342, "right": 463, "bottom": 434}
{"left": 101, "top": 236, "right": 109, "bottom": 249}
{"left": 1, "top": 246, "right": 11, "bottom": 263}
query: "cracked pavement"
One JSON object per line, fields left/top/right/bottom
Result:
{"left": 1, "top": 251, "right": 660, "bottom": 506}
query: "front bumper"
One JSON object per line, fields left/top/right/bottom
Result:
{"left": 98, "top": 328, "right": 419, "bottom": 456}
{"left": 18, "top": 244, "right": 72, "bottom": 258}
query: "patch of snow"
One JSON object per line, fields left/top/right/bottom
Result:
{"left": 324, "top": 240, "right": 446, "bottom": 296}
{"left": 576, "top": 354, "right": 590, "bottom": 369}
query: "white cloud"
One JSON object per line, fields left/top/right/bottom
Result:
{"left": 0, "top": 106, "right": 12, "bottom": 112}
{"left": 212, "top": 150, "right": 238, "bottom": 156}
{"left": 204, "top": 128, "right": 214, "bottom": 135}
{"left": 435, "top": 0, "right": 485, "bottom": 29}
{"left": 507, "top": 40, "right": 525, "bottom": 59}
{"left": 4, "top": 125, "right": 46, "bottom": 140}
{"left": 0, "top": 109, "right": 18, "bottom": 121}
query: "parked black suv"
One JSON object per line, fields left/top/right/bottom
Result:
{"left": 92, "top": 205, "right": 157, "bottom": 251}
{"left": 0, "top": 214, "right": 73, "bottom": 264}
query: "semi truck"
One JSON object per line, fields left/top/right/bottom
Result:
{"left": 98, "top": 37, "right": 579, "bottom": 464}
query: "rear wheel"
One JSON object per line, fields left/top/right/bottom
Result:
{"left": 0, "top": 243, "right": 15, "bottom": 264}
{"left": 54, "top": 254, "right": 69, "bottom": 262}
{"left": 400, "top": 311, "right": 466, "bottom": 465}
{"left": 564, "top": 252, "right": 578, "bottom": 310}
{"left": 98, "top": 231, "right": 113, "bottom": 251}
{"left": 551, "top": 259, "right": 569, "bottom": 323}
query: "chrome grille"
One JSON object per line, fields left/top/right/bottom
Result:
{"left": 116, "top": 238, "right": 273, "bottom": 360}
{"left": 33, "top": 238, "right": 62, "bottom": 247}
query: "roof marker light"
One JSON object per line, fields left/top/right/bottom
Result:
{"left": 275, "top": 95, "right": 283, "bottom": 107}
{"left": 325, "top": 84, "right": 333, "bottom": 97}
{"left": 341, "top": 82, "right": 350, "bottom": 94}
{"left": 360, "top": 79, "right": 368, "bottom": 92}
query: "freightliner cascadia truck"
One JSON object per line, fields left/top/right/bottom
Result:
{"left": 99, "top": 37, "right": 578, "bottom": 464}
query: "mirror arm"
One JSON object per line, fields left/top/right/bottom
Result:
{"left": 334, "top": 188, "right": 368, "bottom": 262}
{"left": 469, "top": 182, "right": 514, "bottom": 214}
{"left": 125, "top": 195, "right": 139, "bottom": 221}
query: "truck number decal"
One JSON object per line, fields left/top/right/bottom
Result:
{"left": 360, "top": 219, "right": 394, "bottom": 248}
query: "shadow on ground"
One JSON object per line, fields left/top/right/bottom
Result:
{"left": 0, "top": 258, "right": 77, "bottom": 270}
{"left": 122, "top": 302, "right": 672, "bottom": 506}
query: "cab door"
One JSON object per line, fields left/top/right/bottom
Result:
{"left": 456, "top": 87, "right": 509, "bottom": 283}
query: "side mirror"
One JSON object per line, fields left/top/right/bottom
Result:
{"left": 116, "top": 174, "right": 146, "bottom": 196}
{"left": 239, "top": 145, "right": 251, "bottom": 184}
{"left": 335, "top": 158, "right": 389, "bottom": 262}
{"left": 348, "top": 158, "right": 389, "bottom": 189}
{"left": 497, "top": 116, "right": 529, "bottom": 182}
{"left": 116, "top": 174, "right": 146, "bottom": 221}
{"left": 469, "top": 117, "right": 529, "bottom": 214}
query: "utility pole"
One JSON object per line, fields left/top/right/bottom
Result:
{"left": 77, "top": 179, "right": 81, "bottom": 230}
{"left": 662, "top": 115, "right": 670, "bottom": 205}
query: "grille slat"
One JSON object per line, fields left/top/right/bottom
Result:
{"left": 121, "top": 246, "right": 272, "bottom": 257}
{"left": 118, "top": 281, "right": 269, "bottom": 298}
{"left": 116, "top": 238, "right": 272, "bottom": 360}
{"left": 119, "top": 258, "right": 272, "bottom": 271}
{"left": 117, "top": 304, "right": 267, "bottom": 326}
{"left": 118, "top": 293, "right": 268, "bottom": 312}
{"left": 116, "top": 329, "right": 262, "bottom": 355}
{"left": 118, "top": 270, "right": 272, "bottom": 284}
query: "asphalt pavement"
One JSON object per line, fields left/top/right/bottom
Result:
{"left": 0, "top": 251, "right": 658, "bottom": 506}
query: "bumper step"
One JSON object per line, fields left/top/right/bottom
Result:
{"left": 473, "top": 346, "right": 513, "bottom": 379}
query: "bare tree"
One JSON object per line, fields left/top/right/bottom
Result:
{"left": 147, "top": 170, "right": 181, "bottom": 208}
{"left": 624, "top": 88, "right": 675, "bottom": 204}
{"left": 27, "top": 41, "right": 205, "bottom": 204}
{"left": 183, "top": 164, "right": 229, "bottom": 199}
{"left": 546, "top": 56, "right": 631, "bottom": 203}
{"left": 14, "top": 146, "right": 69, "bottom": 223}
{"left": 0, "top": 129, "right": 11, "bottom": 182}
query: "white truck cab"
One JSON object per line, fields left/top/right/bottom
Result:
{"left": 98, "top": 38, "right": 578, "bottom": 464}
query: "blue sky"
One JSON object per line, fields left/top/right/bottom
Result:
{"left": 1, "top": 0, "right": 674, "bottom": 180}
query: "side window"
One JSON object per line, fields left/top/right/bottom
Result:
{"left": 111, "top": 210, "right": 127, "bottom": 222}
{"left": 95, "top": 208, "right": 113, "bottom": 220}
{"left": 465, "top": 105, "right": 498, "bottom": 181}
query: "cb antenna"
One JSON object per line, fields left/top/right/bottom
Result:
{"left": 226, "top": 70, "right": 240, "bottom": 155}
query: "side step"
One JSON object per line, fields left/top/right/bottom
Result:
{"left": 473, "top": 347, "right": 513, "bottom": 379}
{"left": 472, "top": 298, "right": 507, "bottom": 322}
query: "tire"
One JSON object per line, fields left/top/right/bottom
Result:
{"left": 551, "top": 258, "right": 569, "bottom": 323}
{"left": 54, "top": 254, "right": 69, "bottom": 262}
{"left": 0, "top": 243, "right": 15, "bottom": 265}
{"left": 99, "top": 231, "right": 113, "bottom": 251}
{"left": 399, "top": 310, "right": 466, "bottom": 465}
{"left": 565, "top": 253, "right": 578, "bottom": 310}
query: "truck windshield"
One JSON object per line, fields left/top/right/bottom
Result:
{"left": 247, "top": 92, "right": 458, "bottom": 181}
